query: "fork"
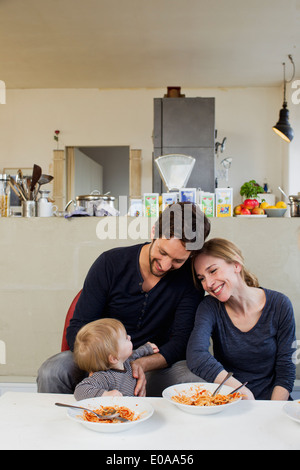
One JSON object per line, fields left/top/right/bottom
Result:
{"left": 55, "top": 402, "right": 128, "bottom": 421}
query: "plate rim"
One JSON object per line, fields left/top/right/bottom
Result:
{"left": 283, "top": 402, "right": 300, "bottom": 424}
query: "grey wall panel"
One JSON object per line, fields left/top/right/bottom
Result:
{"left": 153, "top": 97, "right": 215, "bottom": 193}
{"left": 161, "top": 98, "right": 215, "bottom": 148}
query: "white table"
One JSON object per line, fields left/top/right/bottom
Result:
{"left": 0, "top": 392, "right": 299, "bottom": 451}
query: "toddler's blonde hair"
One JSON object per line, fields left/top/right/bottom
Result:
{"left": 74, "top": 318, "right": 126, "bottom": 373}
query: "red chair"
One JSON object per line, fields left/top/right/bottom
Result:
{"left": 61, "top": 290, "right": 82, "bottom": 351}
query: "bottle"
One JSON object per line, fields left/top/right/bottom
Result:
{"left": 0, "top": 174, "right": 10, "bottom": 217}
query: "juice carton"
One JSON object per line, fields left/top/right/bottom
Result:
{"left": 200, "top": 192, "right": 215, "bottom": 217}
{"left": 162, "top": 192, "right": 178, "bottom": 210}
{"left": 215, "top": 188, "right": 233, "bottom": 217}
{"left": 143, "top": 193, "right": 159, "bottom": 217}
{"left": 179, "top": 188, "right": 197, "bottom": 203}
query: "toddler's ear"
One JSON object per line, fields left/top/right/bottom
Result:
{"left": 108, "top": 354, "right": 118, "bottom": 365}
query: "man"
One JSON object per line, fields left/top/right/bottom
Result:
{"left": 37, "top": 202, "right": 210, "bottom": 396}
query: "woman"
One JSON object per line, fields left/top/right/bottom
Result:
{"left": 187, "top": 238, "right": 296, "bottom": 400}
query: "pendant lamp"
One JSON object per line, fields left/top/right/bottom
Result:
{"left": 272, "top": 55, "right": 295, "bottom": 143}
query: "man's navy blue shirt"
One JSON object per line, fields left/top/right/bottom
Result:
{"left": 67, "top": 243, "right": 204, "bottom": 365}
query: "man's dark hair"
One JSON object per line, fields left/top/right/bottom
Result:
{"left": 153, "top": 202, "right": 210, "bottom": 253}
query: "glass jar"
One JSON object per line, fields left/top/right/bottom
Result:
{"left": 0, "top": 174, "right": 10, "bottom": 217}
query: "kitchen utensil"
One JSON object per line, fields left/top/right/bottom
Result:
{"left": 212, "top": 372, "right": 233, "bottom": 396}
{"left": 289, "top": 195, "right": 300, "bottom": 217}
{"left": 55, "top": 402, "right": 127, "bottom": 421}
{"left": 75, "top": 191, "right": 116, "bottom": 215}
{"left": 8, "top": 179, "right": 23, "bottom": 200}
{"left": 34, "top": 174, "right": 54, "bottom": 200}
{"left": 228, "top": 382, "right": 248, "bottom": 395}
{"left": 278, "top": 186, "right": 289, "bottom": 200}
{"left": 22, "top": 177, "right": 31, "bottom": 200}
{"left": 155, "top": 154, "right": 196, "bottom": 191}
{"left": 30, "top": 164, "right": 42, "bottom": 198}
{"left": 10, "top": 177, "right": 27, "bottom": 201}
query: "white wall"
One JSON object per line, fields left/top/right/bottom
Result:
{"left": 0, "top": 86, "right": 293, "bottom": 206}
{"left": 287, "top": 77, "right": 300, "bottom": 196}
{"left": 74, "top": 147, "right": 103, "bottom": 196}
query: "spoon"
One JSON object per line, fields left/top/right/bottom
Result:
{"left": 55, "top": 402, "right": 128, "bottom": 421}
{"left": 212, "top": 371, "right": 233, "bottom": 396}
{"left": 29, "top": 164, "right": 42, "bottom": 199}
{"left": 228, "top": 382, "right": 248, "bottom": 395}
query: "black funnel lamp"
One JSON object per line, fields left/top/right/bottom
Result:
{"left": 272, "top": 55, "right": 295, "bottom": 143}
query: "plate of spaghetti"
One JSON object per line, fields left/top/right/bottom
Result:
{"left": 66, "top": 397, "right": 154, "bottom": 432}
{"left": 162, "top": 382, "right": 243, "bottom": 415}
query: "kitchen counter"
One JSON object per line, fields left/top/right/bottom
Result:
{"left": 0, "top": 216, "right": 299, "bottom": 378}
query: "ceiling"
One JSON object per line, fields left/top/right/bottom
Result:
{"left": 0, "top": 0, "right": 299, "bottom": 89}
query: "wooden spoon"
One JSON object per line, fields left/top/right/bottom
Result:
{"left": 30, "top": 164, "right": 42, "bottom": 199}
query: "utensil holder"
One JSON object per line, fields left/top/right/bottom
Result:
{"left": 22, "top": 201, "right": 36, "bottom": 217}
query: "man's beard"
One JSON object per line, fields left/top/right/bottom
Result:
{"left": 148, "top": 240, "right": 174, "bottom": 278}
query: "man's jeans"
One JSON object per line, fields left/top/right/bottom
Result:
{"left": 37, "top": 351, "right": 204, "bottom": 397}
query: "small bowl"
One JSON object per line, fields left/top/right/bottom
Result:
{"left": 264, "top": 208, "right": 287, "bottom": 217}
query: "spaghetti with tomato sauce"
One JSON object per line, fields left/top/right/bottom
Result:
{"left": 82, "top": 405, "right": 141, "bottom": 423}
{"left": 171, "top": 385, "right": 242, "bottom": 406}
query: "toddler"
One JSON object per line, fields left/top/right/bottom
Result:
{"left": 73, "top": 318, "right": 159, "bottom": 400}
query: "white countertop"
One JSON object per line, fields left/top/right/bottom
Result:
{"left": 0, "top": 392, "right": 299, "bottom": 451}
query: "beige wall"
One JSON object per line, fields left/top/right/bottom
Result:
{"left": 0, "top": 217, "right": 299, "bottom": 379}
{"left": 1, "top": 86, "right": 297, "bottom": 206}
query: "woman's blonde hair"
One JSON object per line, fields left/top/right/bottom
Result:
{"left": 192, "top": 237, "right": 259, "bottom": 288}
{"left": 73, "top": 318, "right": 126, "bottom": 373}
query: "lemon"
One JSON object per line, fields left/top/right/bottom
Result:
{"left": 268, "top": 205, "right": 277, "bottom": 209}
{"left": 276, "top": 201, "right": 287, "bottom": 209}
{"left": 260, "top": 201, "right": 270, "bottom": 209}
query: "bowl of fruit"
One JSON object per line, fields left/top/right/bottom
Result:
{"left": 264, "top": 201, "right": 287, "bottom": 217}
{"left": 234, "top": 200, "right": 287, "bottom": 217}
{"left": 234, "top": 199, "right": 266, "bottom": 217}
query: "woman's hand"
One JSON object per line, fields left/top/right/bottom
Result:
{"left": 240, "top": 386, "right": 255, "bottom": 400}
{"left": 214, "top": 370, "right": 255, "bottom": 400}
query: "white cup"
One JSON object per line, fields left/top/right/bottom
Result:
{"left": 37, "top": 202, "right": 58, "bottom": 217}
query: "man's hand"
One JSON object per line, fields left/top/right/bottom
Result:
{"left": 131, "top": 361, "right": 147, "bottom": 397}
{"left": 131, "top": 353, "right": 168, "bottom": 396}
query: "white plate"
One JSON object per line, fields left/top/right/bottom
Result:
{"left": 162, "top": 382, "right": 242, "bottom": 415}
{"left": 235, "top": 214, "right": 267, "bottom": 218}
{"left": 283, "top": 402, "right": 300, "bottom": 424}
{"left": 66, "top": 397, "right": 154, "bottom": 433}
